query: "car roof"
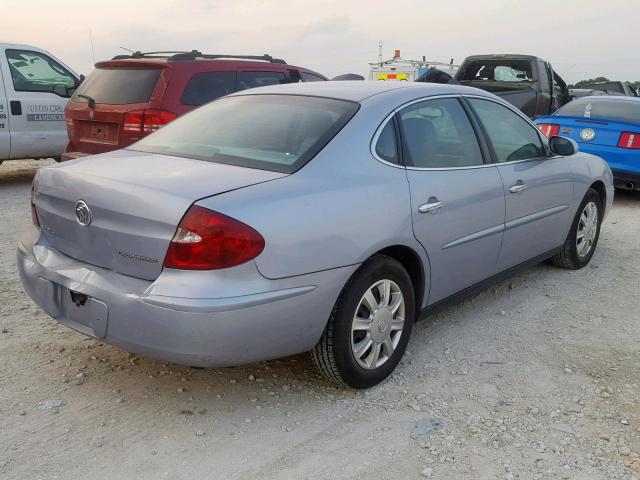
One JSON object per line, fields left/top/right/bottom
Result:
{"left": 230, "top": 80, "right": 496, "bottom": 103}
{"left": 96, "top": 57, "right": 320, "bottom": 72}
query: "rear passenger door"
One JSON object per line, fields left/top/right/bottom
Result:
{"left": 467, "top": 97, "right": 574, "bottom": 271}
{"left": 397, "top": 97, "right": 506, "bottom": 304}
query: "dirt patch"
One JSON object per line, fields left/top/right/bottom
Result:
{"left": 1, "top": 163, "right": 639, "bottom": 479}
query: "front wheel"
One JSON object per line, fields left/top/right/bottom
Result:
{"left": 551, "top": 188, "right": 603, "bottom": 269}
{"left": 311, "top": 255, "right": 415, "bottom": 389}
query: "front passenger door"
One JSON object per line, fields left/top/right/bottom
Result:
{"left": 398, "top": 97, "right": 506, "bottom": 304}
{"left": 467, "top": 98, "right": 574, "bottom": 271}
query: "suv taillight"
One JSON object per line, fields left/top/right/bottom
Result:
{"left": 537, "top": 123, "right": 560, "bottom": 137}
{"left": 31, "top": 181, "right": 39, "bottom": 227}
{"left": 163, "top": 206, "right": 265, "bottom": 270}
{"left": 122, "top": 109, "right": 177, "bottom": 135}
{"left": 65, "top": 118, "right": 74, "bottom": 137}
{"left": 617, "top": 132, "right": 640, "bottom": 149}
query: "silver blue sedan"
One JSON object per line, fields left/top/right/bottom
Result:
{"left": 18, "top": 82, "right": 614, "bottom": 388}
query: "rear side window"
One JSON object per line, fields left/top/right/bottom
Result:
{"left": 237, "top": 71, "right": 288, "bottom": 90}
{"left": 129, "top": 95, "right": 359, "bottom": 173}
{"left": 72, "top": 68, "right": 161, "bottom": 105}
{"left": 398, "top": 98, "right": 484, "bottom": 168}
{"left": 181, "top": 71, "right": 236, "bottom": 106}
{"left": 469, "top": 98, "right": 545, "bottom": 162}
{"left": 374, "top": 119, "right": 399, "bottom": 164}
{"left": 555, "top": 98, "right": 640, "bottom": 125}
{"left": 300, "top": 72, "right": 325, "bottom": 82}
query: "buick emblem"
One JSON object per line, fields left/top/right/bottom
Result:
{"left": 75, "top": 200, "right": 92, "bottom": 226}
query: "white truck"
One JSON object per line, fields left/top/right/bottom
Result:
{"left": 0, "top": 42, "right": 80, "bottom": 164}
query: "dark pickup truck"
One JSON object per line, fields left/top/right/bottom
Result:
{"left": 454, "top": 54, "right": 570, "bottom": 118}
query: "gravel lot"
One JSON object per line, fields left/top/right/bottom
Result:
{"left": 1, "top": 159, "right": 639, "bottom": 480}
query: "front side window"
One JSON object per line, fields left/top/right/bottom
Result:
{"left": 129, "top": 94, "right": 359, "bottom": 173}
{"left": 6, "top": 49, "right": 76, "bottom": 97}
{"left": 237, "top": 71, "right": 288, "bottom": 91}
{"left": 181, "top": 71, "right": 237, "bottom": 106}
{"left": 398, "top": 98, "right": 484, "bottom": 168}
{"left": 469, "top": 98, "right": 545, "bottom": 162}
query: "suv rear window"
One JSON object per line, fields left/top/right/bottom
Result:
{"left": 556, "top": 98, "right": 640, "bottom": 124}
{"left": 72, "top": 67, "right": 161, "bottom": 105}
{"left": 129, "top": 94, "right": 359, "bottom": 173}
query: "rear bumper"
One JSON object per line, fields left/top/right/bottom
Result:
{"left": 17, "top": 228, "right": 355, "bottom": 367}
{"left": 611, "top": 170, "right": 640, "bottom": 189}
{"left": 577, "top": 143, "right": 639, "bottom": 184}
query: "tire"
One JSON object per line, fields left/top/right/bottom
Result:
{"left": 551, "top": 188, "right": 602, "bottom": 269}
{"left": 311, "top": 254, "right": 415, "bottom": 389}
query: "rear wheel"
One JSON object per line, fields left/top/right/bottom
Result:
{"left": 551, "top": 188, "right": 602, "bottom": 269}
{"left": 311, "top": 255, "right": 415, "bottom": 389}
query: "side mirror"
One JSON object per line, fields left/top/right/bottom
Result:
{"left": 549, "top": 136, "right": 578, "bottom": 156}
{"left": 52, "top": 84, "right": 69, "bottom": 97}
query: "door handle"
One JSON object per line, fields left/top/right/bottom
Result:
{"left": 509, "top": 183, "right": 528, "bottom": 194}
{"left": 418, "top": 201, "right": 444, "bottom": 213}
{"left": 10, "top": 101, "right": 22, "bottom": 116}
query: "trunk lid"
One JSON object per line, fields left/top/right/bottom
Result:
{"left": 546, "top": 117, "right": 627, "bottom": 147}
{"left": 34, "top": 150, "right": 287, "bottom": 280}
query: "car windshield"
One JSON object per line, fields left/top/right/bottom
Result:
{"left": 129, "top": 94, "right": 359, "bottom": 173}
{"left": 555, "top": 98, "right": 640, "bottom": 124}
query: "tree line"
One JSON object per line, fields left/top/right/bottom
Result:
{"left": 568, "top": 77, "right": 640, "bottom": 91}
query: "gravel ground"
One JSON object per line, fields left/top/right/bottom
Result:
{"left": 1, "top": 159, "right": 639, "bottom": 480}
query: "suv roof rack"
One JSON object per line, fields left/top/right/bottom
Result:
{"left": 110, "top": 50, "right": 287, "bottom": 64}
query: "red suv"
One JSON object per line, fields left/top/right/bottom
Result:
{"left": 62, "top": 51, "right": 327, "bottom": 160}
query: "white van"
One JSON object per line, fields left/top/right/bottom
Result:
{"left": 0, "top": 42, "right": 80, "bottom": 164}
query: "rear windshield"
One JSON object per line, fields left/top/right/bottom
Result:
{"left": 129, "top": 94, "right": 359, "bottom": 173}
{"left": 458, "top": 60, "right": 533, "bottom": 83}
{"left": 72, "top": 67, "right": 161, "bottom": 105}
{"left": 555, "top": 98, "right": 640, "bottom": 124}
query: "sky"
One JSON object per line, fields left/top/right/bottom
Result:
{"left": 2, "top": 0, "right": 639, "bottom": 84}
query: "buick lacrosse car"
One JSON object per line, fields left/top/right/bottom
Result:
{"left": 18, "top": 82, "right": 613, "bottom": 388}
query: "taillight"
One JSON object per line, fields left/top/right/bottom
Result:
{"left": 122, "top": 109, "right": 177, "bottom": 135}
{"left": 537, "top": 123, "right": 560, "bottom": 137}
{"left": 31, "top": 181, "right": 39, "bottom": 227}
{"left": 65, "top": 118, "right": 74, "bottom": 137}
{"left": 163, "top": 206, "right": 265, "bottom": 270}
{"left": 617, "top": 132, "right": 640, "bottom": 149}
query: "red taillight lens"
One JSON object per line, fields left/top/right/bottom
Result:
{"left": 163, "top": 206, "right": 265, "bottom": 270}
{"left": 143, "top": 109, "right": 177, "bottom": 133}
{"left": 617, "top": 131, "right": 640, "bottom": 149}
{"left": 31, "top": 182, "right": 39, "bottom": 227}
{"left": 122, "top": 109, "right": 176, "bottom": 135}
{"left": 122, "top": 110, "right": 144, "bottom": 134}
{"left": 537, "top": 123, "right": 560, "bottom": 137}
{"left": 65, "top": 118, "right": 74, "bottom": 137}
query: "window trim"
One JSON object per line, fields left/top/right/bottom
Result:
{"left": 5, "top": 48, "right": 78, "bottom": 97}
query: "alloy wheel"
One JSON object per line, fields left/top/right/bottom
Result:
{"left": 351, "top": 279, "right": 405, "bottom": 370}
{"left": 576, "top": 201, "right": 598, "bottom": 257}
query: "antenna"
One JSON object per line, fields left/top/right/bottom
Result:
{"left": 378, "top": 40, "right": 383, "bottom": 66}
{"left": 88, "top": 29, "right": 96, "bottom": 64}
{"left": 119, "top": 46, "right": 135, "bottom": 53}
